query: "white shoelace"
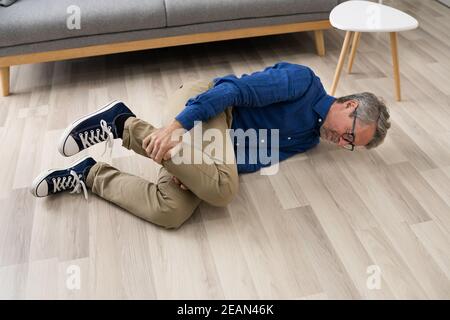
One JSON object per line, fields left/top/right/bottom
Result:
{"left": 52, "top": 170, "right": 88, "bottom": 200}
{"left": 78, "top": 119, "right": 114, "bottom": 157}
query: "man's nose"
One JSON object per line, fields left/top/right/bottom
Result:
{"left": 337, "top": 137, "right": 349, "bottom": 147}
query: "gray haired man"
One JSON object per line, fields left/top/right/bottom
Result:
{"left": 31, "top": 62, "right": 391, "bottom": 229}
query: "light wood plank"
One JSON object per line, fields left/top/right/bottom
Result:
{"left": 0, "top": 190, "right": 35, "bottom": 267}
{"left": 355, "top": 227, "right": 428, "bottom": 299}
{"left": 200, "top": 204, "right": 259, "bottom": 299}
{"left": 245, "top": 178, "right": 324, "bottom": 298}
{"left": 387, "top": 162, "right": 450, "bottom": 234}
{"left": 411, "top": 221, "right": 450, "bottom": 280}
{"left": 25, "top": 258, "right": 58, "bottom": 299}
{"left": 290, "top": 205, "right": 360, "bottom": 299}
{"left": 1, "top": 0, "right": 449, "bottom": 299}
{"left": 285, "top": 159, "right": 394, "bottom": 298}
{"left": 227, "top": 182, "right": 304, "bottom": 299}
{"left": 0, "top": 263, "right": 28, "bottom": 299}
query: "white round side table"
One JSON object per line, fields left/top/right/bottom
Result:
{"left": 329, "top": 0, "right": 418, "bottom": 101}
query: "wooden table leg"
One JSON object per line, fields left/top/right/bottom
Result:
{"left": 1, "top": 66, "right": 10, "bottom": 97}
{"left": 390, "top": 32, "right": 401, "bottom": 101}
{"left": 348, "top": 32, "right": 361, "bottom": 73}
{"left": 330, "top": 31, "right": 352, "bottom": 96}
{"left": 314, "top": 30, "right": 325, "bottom": 57}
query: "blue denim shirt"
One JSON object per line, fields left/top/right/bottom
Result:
{"left": 175, "top": 62, "right": 336, "bottom": 173}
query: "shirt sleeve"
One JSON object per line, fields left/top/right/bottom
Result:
{"left": 175, "top": 62, "right": 314, "bottom": 130}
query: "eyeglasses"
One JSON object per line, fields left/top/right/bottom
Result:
{"left": 342, "top": 108, "right": 357, "bottom": 151}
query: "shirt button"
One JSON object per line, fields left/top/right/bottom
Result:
{"left": 287, "top": 137, "right": 291, "bottom": 140}
{"left": 318, "top": 118, "right": 322, "bottom": 123}
{"left": 261, "top": 139, "right": 265, "bottom": 143}
{"left": 236, "top": 143, "right": 240, "bottom": 146}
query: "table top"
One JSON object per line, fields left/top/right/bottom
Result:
{"left": 330, "top": 0, "right": 419, "bottom": 32}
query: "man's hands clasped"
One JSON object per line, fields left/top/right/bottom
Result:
{"left": 142, "top": 120, "right": 189, "bottom": 190}
{"left": 142, "top": 120, "right": 184, "bottom": 164}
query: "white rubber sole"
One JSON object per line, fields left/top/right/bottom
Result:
{"left": 58, "top": 100, "right": 122, "bottom": 157}
{"left": 30, "top": 155, "right": 92, "bottom": 198}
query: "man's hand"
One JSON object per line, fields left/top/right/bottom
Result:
{"left": 142, "top": 120, "right": 185, "bottom": 164}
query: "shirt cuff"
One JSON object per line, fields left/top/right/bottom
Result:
{"left": 175, "top": 107, "right": 197, "bottom": 131}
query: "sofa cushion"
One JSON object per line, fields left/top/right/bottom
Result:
{"left": 165, "top": 0, "right": 338, "bottom": 27}
{"left": 0, "top": 11, "right": 330, "bottom": 57}
{"left": 0, "top": 0, "right": 166, "bottom": 48}
{"left": 0, "top": 0, "right": 19, "bottom": 7}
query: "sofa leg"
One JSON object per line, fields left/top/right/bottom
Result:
{"left": 314, "top": 30, "right": 325, "bottom": 56}
{"left": 1, "top": 66, "right": 10, "bottom": 97}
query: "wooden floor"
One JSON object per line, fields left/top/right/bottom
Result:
{"left": 1, "top": 0, "right": 449, "bottom": 299}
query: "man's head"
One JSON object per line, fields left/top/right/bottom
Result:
{"left": 320, "top": 92, "right": 391, "bottom": 150}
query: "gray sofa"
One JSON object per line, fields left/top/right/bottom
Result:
{"left": 0, "top": 0, "right": 341, "bottom": 96}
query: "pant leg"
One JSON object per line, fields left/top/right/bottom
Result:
{"left": 121, "top": 80, "right": 238, "bottom": 207}
{"left": 85, "top": 79, "right": 238, "bottom": 228}
{"left": 86, "top": 162, "right": 201, "bottom": 229}
{"left": 120, "top": 79, "right": 215, "bottom": 158}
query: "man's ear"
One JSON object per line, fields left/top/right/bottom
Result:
{"left": 346, "top": 100, "right": 358, "bottom": 110}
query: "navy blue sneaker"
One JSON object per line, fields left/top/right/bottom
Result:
{"left": 30, "top": 156, "right": 96, "bottom": 199}
{"left": 58, "top": 100, "right": 135, "bottom": 157}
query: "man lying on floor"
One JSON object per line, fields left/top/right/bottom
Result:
{"left": 30, "top": 62, "right": 391, "bottom": 229}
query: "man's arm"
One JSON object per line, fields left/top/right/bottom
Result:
{"left": 175, "top": 62, "right": 314, "bottom": 130}
{"left": 144, "top": 62, "right": 315, "bottom": 165}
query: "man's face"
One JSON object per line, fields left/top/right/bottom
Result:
{"left": 320, "top": 100, "right": 376, "bottom": 148}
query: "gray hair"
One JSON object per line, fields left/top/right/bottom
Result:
{"left": 336, "top": 92, "right": 391, "bottom": 149}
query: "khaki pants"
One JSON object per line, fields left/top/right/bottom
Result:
{"left": 85, "top": 80, "right": 239, "bottom": 229}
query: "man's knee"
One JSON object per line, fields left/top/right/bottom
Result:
{"left": 163, "top": 79, "right": 212, "bottom": 126}
{"left": 144, "top": 183, "right": 198, "bottom": 229}
{"left": 179, "top": 79, "right": 213, "bottom": 93}
{"left": 207, "top": 173, "right": 239, "bottom": 207}
{"left": 149, "top": 203, "right": 194, "bottom": 229}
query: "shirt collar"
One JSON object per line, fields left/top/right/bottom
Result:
{"left": 313, "top": 94, "right": 335, "bottom": 123}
